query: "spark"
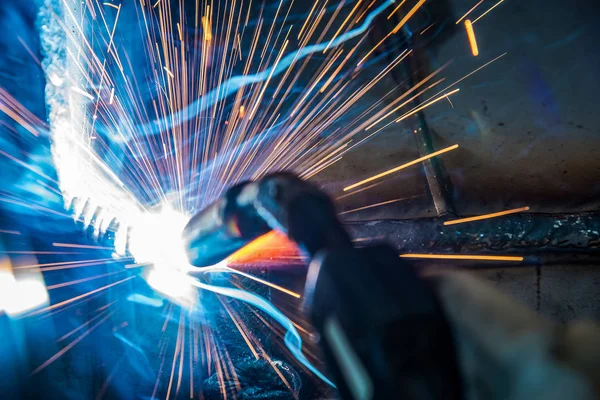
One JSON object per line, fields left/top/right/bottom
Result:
{"left": 221, "top": 300, "right": 260, "bottom": 360}
{"left": 12, "top": 0, "right": 527, "bottom": 396}
{"left": 163, "top": 66, "right": 175, "bottom": 79}
{"left": 1, "top": 251, "right": 85, "bottom": 255}
{"left": 456, "top": 0, "right": 484, "bottom": 24}
{"left": 24, "top": 276, "right": 134, "bottom": 317}
{"left": 57, "top": 306, "right": 113, "bottom": 342}
{"left": 53, "top": 242, "right": 115, "bottom": 250}
{"left": 203, "top": 265, "right": 301, "bottom": 298}
{"left": 297, "top": 0, "right": 319, "bottom": 40}
{"left": 420, "top": 23, "right": 436, "bottom": 35}
{"left": 400, "top": 254, "right": 524, "bottom": 262}
{"left": 387, "top": 0, "right": 406, "bottom": 19}
{"left": 70, "top": 86, "right": 95, "bottom": 100}
{"left": 190, "top": 278, "right": 335, "bottom": 387}
{"left": 422, "top": 54, "right": 505, "bottom": 109}
{"left": 339, "top": 195, "right": 423, "bottom": 215}
{"left": 358, "top": 0, "right": 426, "bottom": 66}
{"left": 335, "top": 181, "right": 384, "bottom": 200}
{"left": 17, "top": 36, "right": 43, "bottom": 66}
{"left": 465, "top": 20, "right": 480, "bottom": 56}
{"left": 39, "top": 259, "right": 126, "bottom": 272}
{"left": 201, "top": 15, "right": 212, "bottom": 41}
{"left": 355, "top": 0, "right": 377, "bottom": 23}
{"left": 31, "top": 311, "right": 115, "bottom": 375}
{"left": 344, "top": 144, "right": 460, "bottom": 191}
{"left": 0, "top": 229, "right": 21, "bottom": 235}
{"left": 13, "top": 256, "right": 122, "bottom": 270}
{"left": 46, "top": 270, "right": 127, "bottom": 290}
{"left": 138, "top": 0, "right": 396, "bottom": 135}
{"left": 0, "top": 149, "right": 57, "bottom": 182}
{"left": 323, "top": 0, "right": 364, "bottom": 54}
{"left": 0, "top": 88, "right": 45, "bottom": 136}
{"left": 103, "top": 2, "right": 120, "bottom": 9}
{"left": 365, "top": 61, "right": 450, "bottom": 130}
{"left": 473, "top": 0, "right": 506, "bottom": 24}
{"left": 395, "top": 88, "right": 461, "bottom": 122}
{"left": 444, "top": 206, "right": 530, "bottom": 226}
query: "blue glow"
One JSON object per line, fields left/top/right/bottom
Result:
{"left": 136, "top": 0, "right": 396, "bottom": 138}
{"left": 191, "top": 277, "right": 336, "bottom": 387}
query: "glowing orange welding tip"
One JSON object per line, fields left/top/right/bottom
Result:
{"left": 444, "top": 206, "right": 530, "bottom": 226}
{"left": 464, "top": 20, "right": 479, "bottom": 56}
{"left": 343, "top": 144, "right": 459, "bottom": 191}
{"left": 239, "top": 105, "right": 245, "bottom": 118}
{"left": 400, "top": 254, "right": 524, "bottom": 262}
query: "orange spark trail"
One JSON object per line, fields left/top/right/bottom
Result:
{"left": 201, "top": 15, "right": 212, "bottom": 41}
{"left": 13, "top": 256, "right": 122, "bottom": 270}
{"left": 387, "top": 0, "right": 406, "bottom": 19}
{"left": 420, "top": 23, "right": 435, "bottom": 35}
{"left": 395, "top": 88, "right": 461, "bottom": 122}
{"left": 344, "top": 144, "right": 459, "bottom": 191}
{"left": 400, "top": 254, "right": 524, "bottom": 262}
{"left": 473, "top": 0, "right": 505, "bottom": 24}
{"left": 339, "top": 195, "right": 423, "bottom": 215}
{"left": 25, "top": 276, "right": 134, "bottom": 317}
{"left": 464, "top": 20, "right": 479, "bottom": 56}
{"left": 456, "top": 0, "right": 484, "bottom": 24}
{"left": 47, "top": 270, "right": 127, "bottom": 290}
{"left": 221, "top": 300, "right": 260, "bottom": 360}
{"left": 358, "top": 0, "right": 426, "bottom": 66}
{"left": 222, "top": 266, "right": 301, "bottom": 298}
{"left": 444, "top": 206, "right": 530, "bottom": 226}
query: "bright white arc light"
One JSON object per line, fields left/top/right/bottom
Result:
{"left": 127, "top": 205, "right": 197, "bottom": 306}
{"left": 128, "top": 205, "right": 190, "bottom": 273}
{"left": 0, "top": 271, "right": 49, "bottom": 316}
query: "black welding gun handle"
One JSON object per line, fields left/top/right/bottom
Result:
{"left": 183, "top": 173, "right": 353, "bottom": 267}
{"left": 252, "top": 173, "right": 353, "bottom": 259}
{"left": 183, "top": 181, "right": 272, "bottom": 267}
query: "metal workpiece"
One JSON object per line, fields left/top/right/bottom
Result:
{"left": 344, "top": 211, "right": 600, "bottom": 263}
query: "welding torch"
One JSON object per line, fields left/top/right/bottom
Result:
{"left": 183, "top": 173, "right": 462, "bottom": 399}
{"left": 183, "top": 173, "right": 600, "bottom": 400}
